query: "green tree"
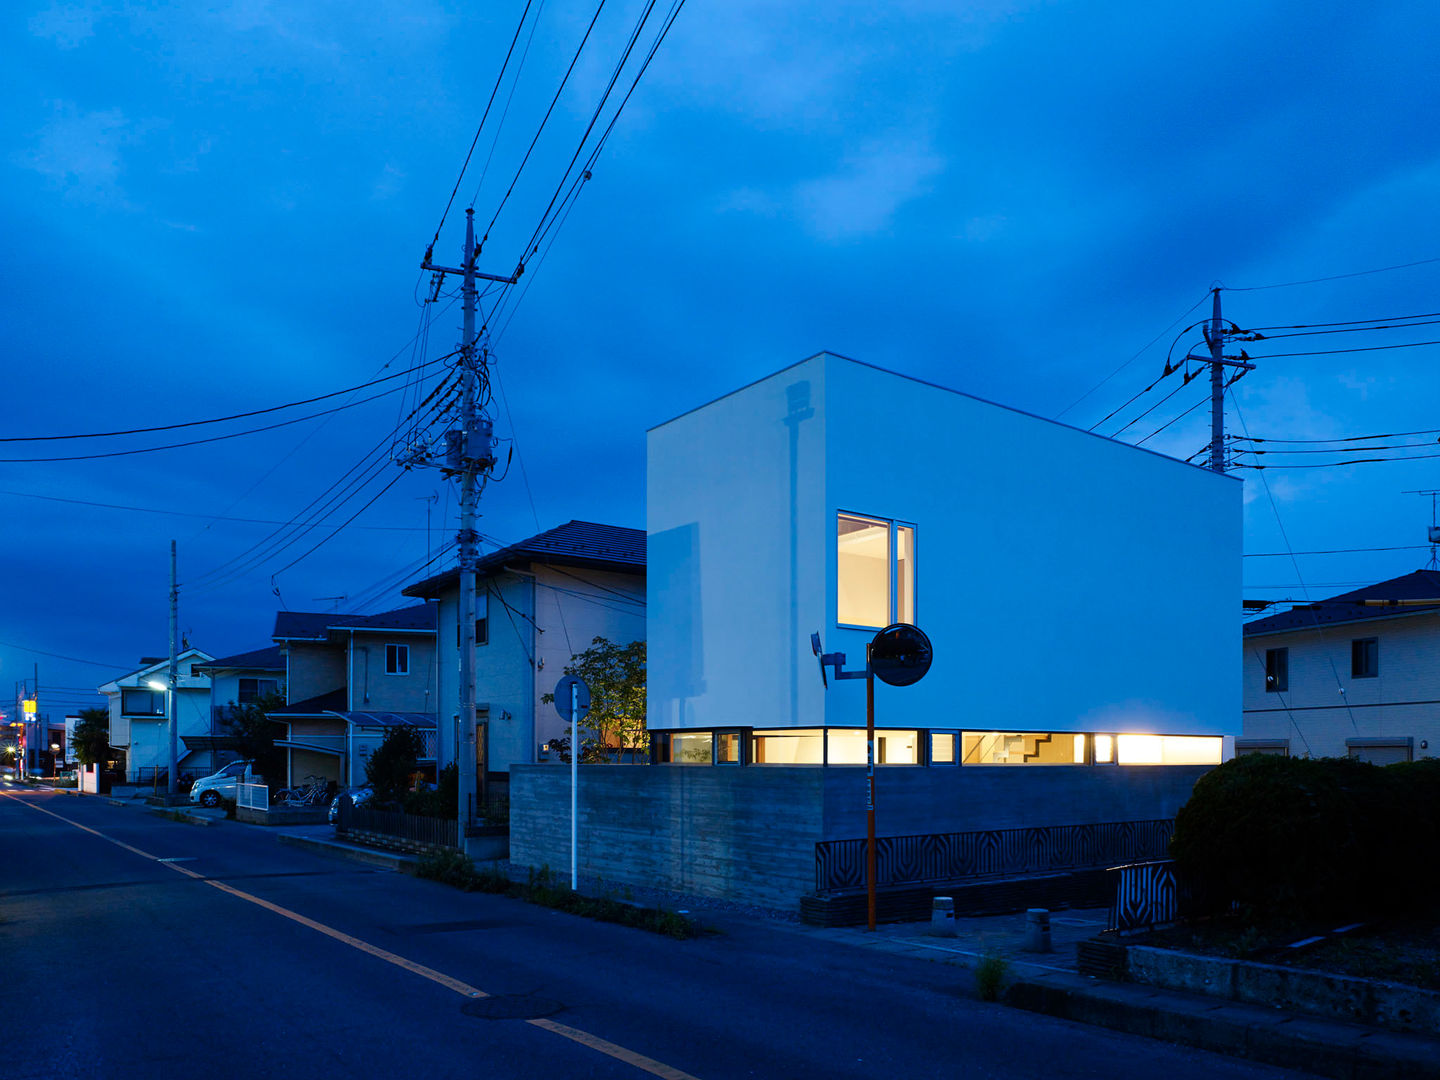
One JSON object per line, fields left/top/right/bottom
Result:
{"left": 218, "top": 692, "right": 287, "bottom": 783}
{"left": 541, "top": 637, "right": 646, "bottom": 763}
{"left": 72, "top": 707, "right": 112, "bottom": 766}
{"left": 365, "top": 725, "right": 424, "bottom": 806}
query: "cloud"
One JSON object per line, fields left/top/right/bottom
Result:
{"left": 28, "top": 4, "right": 95, "bottom": 49}
{"left": 12, "top": 102, "right": 144, "bottom": 206}
{"left": 371, "top": 163, "right": 406, "bottom": 201}
{"left": 793, "top": 134, "right": 945, "bottom": 241}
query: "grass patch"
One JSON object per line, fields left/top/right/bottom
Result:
{"left": 415, "top": 852, "right": 694, "bottom": 939}
{"left": 975, "top": 952, "right": 1010, "bottom": 1002}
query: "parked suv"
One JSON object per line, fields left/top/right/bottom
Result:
{"left": 189, "top": 760, "right": 258, "bottom": 808}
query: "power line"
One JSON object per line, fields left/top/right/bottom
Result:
{"left": 427, "top": 0, "right": 537, "bottom": 259}
{"left": 0, "top": 383, "right": 424, "bottom": 464}
{"left": 479, "top": 0, "right": 608, "bottom": 251}
{"left": 0, "top": 488, "right": 428, "bottom": 530}
{"left": 0, "top": 640, "right": 126, "bottom": 669}
{"left": 1221, "top": 257, "right": 1440, "bottom": 292}
{"left": 1236, "top": 440, "right": 1440, "bottom": 456}
{"left": 0, "top": 355, "right": 450, "bottom": 444}
{"left": 1057, "top": 292, "right": 1210, "bottom": 422}
{"left": 1246, "top": 311, "right": 1440, "bottom": 332}
{"left": 1248, "top": 338, "right": 1440, "bottom": 360}
{"left": 1235, "top": 450, "right": 1440, "bottom": 470}
{"left": 1233, "top": 426, "right": 1440, "bottom": 445}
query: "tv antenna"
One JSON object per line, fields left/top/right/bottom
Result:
{"left": 1405, "top": 489, "right": 1440, "bottom": 570}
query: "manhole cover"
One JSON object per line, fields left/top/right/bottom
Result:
{"left": 461, "top": 995, "right": 564, "bottom": 1021}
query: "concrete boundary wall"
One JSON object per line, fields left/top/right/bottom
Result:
{"left": 510, "top": 765, "right": 1212, "bottom": 910}
{"left": 1127, "top": 946, "right": 1440, "bottom": 1035}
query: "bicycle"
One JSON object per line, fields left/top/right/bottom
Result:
{"left": 272, "top": 775, "right": 332, "bottom": 806}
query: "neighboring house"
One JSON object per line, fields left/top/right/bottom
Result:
{"left": 268, "top": 605, "right": 439, "bottom": 788}
{"left": 402, "top": 520, "right": 646, "bottom": 790}
{"left": 1240, "top": 569, "right": 1440, "bottom": 763}
{"left": 98, "top": 650, "right": 215, "bottom": 783}
{"left": 510, "top": 352, "right": 1242, "bottom": 910}
{"left": 190, "top": 645, "right": 286, "bottom": 773}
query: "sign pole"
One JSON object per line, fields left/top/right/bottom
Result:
{"left": 866, "top": 640, "right": 876, "bottom": 932}
{"left": 570, "top": 680, "right": 579, "bottom": 891}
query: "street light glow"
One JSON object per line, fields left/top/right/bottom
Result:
{"left": 146, "top": 680, "right": 167, "bottom": 692}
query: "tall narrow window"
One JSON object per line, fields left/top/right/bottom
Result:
{"left": 1264, "top": 647, "right": 1288, "bottom": 693}
{"left": 896, "top": 525, "right": 915, "bottom": 625}
{"left": 837, "top": 514, "right": 889, "bottom": 627}
{"left": 385, "top": 643, "right": 409, "bottom": 675}
{"left": 837, "top": 513, "right": 917, "bottom": 628}
{"left": 1351, "top": 637, "right": 1378, "bottom": 679}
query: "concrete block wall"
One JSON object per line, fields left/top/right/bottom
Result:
{"left": 511, "top": 764, "right": 1213, "bottom": 910}
{"left": 510, "top": 765, "right": 825, "bottom": 910}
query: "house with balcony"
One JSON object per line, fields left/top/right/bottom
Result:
{"left": 98, "top": 649, "right": 215, "bottom": 783}
{"left": 402, "top": 520, "right": 646, "bottom": 797}
{"left": 510, "top": 352, "right": 1241, "bottom": 912}
{"left": 268, "top": 605, "right": 439, "bottom": 788}
{"left": 1240, "top": 568, "right": 1440, "bottom": 762}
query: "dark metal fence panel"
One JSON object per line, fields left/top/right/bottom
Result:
{"left": 344, "top": 806, "right": 459, "bottom": 849}
{"left": 815, "top": 819, "right": 1174, "bottom": 893}
{"left": 1108, "top": 858, "right": 1179, "bottom": 934}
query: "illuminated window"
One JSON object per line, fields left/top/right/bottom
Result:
{"left": 716, "top": 731, "right": 742, "bottom": 764}
{"left": 837, "top": 513, "right": 916, "bottom": 628}
{"left": 827, "top": 729, "right": 866, "bottom": 764}
{"left": 931, "top": 731, "right": 956, "bottom": 765}
{"left": 752, "top": 729, "right": 823, "bottom": 764}
{"left": 671, "top": 732, "right": 713, "bottom": 764}
{"left": 1094, "top": 734, "right": 1114, "bottom": 763}
{"left": 960, "top": 732, "right": 1085, "bottom": 765}
{"left": 1115, "top": 735, "right": 1222, "bottom": 765}
{"left": 877, "top": 730, "right": 919, "bottom": 764}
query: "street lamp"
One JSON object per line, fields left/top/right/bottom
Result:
{"left": 147, "top": 679, "right": 178, "bottom": 796}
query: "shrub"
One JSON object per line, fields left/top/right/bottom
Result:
{"left": 975, "top": 953, "right": 1009, "bottom": 1002}
{"left": 1171, "top": 754, "right": 1434, "bottom": 921}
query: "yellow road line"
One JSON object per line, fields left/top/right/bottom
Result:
{"left": 1, "top": 791, "right": 702, "bottom": 1080}
{"left": 528, "top": 1018, "right": 703, "bottom": 1080}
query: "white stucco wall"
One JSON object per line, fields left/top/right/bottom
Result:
{"left": 648, "top": 353, "right": 1241, "bottom": 738}
{"left": 1242, "top": 613, "right": 1440, "bottom": 759}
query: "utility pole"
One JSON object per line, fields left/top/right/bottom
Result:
{"left": 419, "top": 210, "right": 521, "bottom": 840}
{"left": 168, "top": 540, "right": 179, "bottom": 799}
{"left": 1194, "top": 288, "right": 1256, "bottom": 473}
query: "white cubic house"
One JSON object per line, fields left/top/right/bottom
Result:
{"left": 511, "top": 353, "right": 1241, "bottom": 914}
{"left": 1241, "top": 569, "right": 1440, "bottom": 762}
{"left": 99, "top": 649, "right": 215, "bottom": 784}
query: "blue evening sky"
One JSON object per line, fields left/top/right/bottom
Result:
{"left": 3, "top": 1, "right": 1439, "bottom": 715}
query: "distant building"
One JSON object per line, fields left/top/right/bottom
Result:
{"left": 1240, "top": 569, "right": 1440, "bottom": 762}
{"left": 268, "top": 605, "right": 438, "bottom": 788}
{"left": 98, "top": 650, "right": 215, "bottom": 783}
{"left": 403, "top": 520, "right": 645, "bottom": 793}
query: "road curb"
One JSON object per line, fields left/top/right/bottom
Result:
{"left": 277, "top": 832, "right": 418, "bottom": 873}
{"left": 1005, "top": 970, "right": 1440, "bottom": 1080}
{"left": 146, "top": 807, "right": 217, "bottom": 827}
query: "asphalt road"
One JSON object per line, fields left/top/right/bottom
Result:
{"left": 0, "top": 787, "right": 1313, "bottom": 1080}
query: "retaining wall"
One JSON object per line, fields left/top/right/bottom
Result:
{"left": 510, "top": 764, "right": 1210, "bottom": 910}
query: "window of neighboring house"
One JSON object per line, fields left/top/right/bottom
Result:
{"left": 1351, "top": 637, "right": 1379, "bottom": 679}
{"left": 1264, "top": 647, "right": 1288, "bottom": 693}
{"left": 455, "top": 592, "right": 489, "bottom": 648}
{"left": 837, "top": 513, "right": 916, "bottom": 628}
{"left": 237, "top": 678, "right": 279, "bottom": 704}
{"left": 385, "top": 644, "right": 409, "bottom": 675}
{"left": 120, "top": 689, "right": 165, "bottom": 716}
{"left": 1347, "top": 737, "right": 1411, "bottom": 765}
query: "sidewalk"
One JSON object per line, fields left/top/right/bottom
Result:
{"left": 797, "top": 908, "right": 1439, "bottom": 1080}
